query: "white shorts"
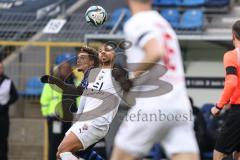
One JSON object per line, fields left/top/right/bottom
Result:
{"left": 114, "top": 94, "right": 199, "bottom": 158}
{"left": 66, "top": 120, "right": 109, "bottom": 150}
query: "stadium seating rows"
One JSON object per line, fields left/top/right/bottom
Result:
{"left": 161, "top": 9, "right": 204, "bottom": 30}
{"left": 151, "top": 0, "right": 228, "bottom": 31}
{"left": 205, "top": 0, "right": 230, "bottom": 7}
{"left": 152, "top": 0, "right": 229, "bottom": 7}
{"left": 105, "top": 8, "right": 131, "bottom": 30}
{"left": 106, "top": 8, "right": 204, "bottom": 31}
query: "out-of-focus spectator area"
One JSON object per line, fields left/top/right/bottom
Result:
{"left": 0, "top": 0, "right": 239, "bottom": 159}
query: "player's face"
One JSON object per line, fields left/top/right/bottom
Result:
{"left": 99, "top": 45, "right": 115, "bottom": 64}
{"left": 77, "top": 52, "right": 94, "bottom": 72}
{"left": 0, "top": 63, "right": 4, "bottom": 76}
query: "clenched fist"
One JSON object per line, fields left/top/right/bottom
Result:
{"left": 211, "top": 106, "right": 221, "bottom": 116}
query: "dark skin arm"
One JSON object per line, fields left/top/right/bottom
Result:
{"left": 40, "top": 75, "right": 84, "bottom": 96}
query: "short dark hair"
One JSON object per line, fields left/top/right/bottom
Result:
{"left": 77, "top": 46, "right": 99, "bottom": 67}
{"left": 233, "top": 20, "right": 240, "bottom": 40}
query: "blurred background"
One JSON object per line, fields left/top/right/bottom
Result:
{"left": 0, "top": 0, "right": 239, "bottom": 159}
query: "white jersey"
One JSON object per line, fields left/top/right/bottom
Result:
{"left": 67, "top": 68, "right": 121, "bottom": 149}
{"left": 77, "top": 68, "right": 121, "bottom": 126}
{"left": 114, "top": 10, "right": 199, "bottom": 158}
{"left": 124, "top": 11, "right": 188, "bottom": 103}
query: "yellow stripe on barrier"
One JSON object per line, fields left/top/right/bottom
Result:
{"left": 44, "top": 120, "right": 48, "bottom": 160}
{"left": 45, "top": 45, "right": 51, "bottom": 75}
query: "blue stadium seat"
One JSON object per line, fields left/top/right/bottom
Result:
{"left": 22, "top": 76, "right": 44, "bottom": 96}
{"left": 176, "top": 0, "right": 206, "bottom": 6}
{"left": 105, "top": 8, "right": 131, "bottom": 30}
{"left": 55, "top": 53, "right": 75, "bottom": 65}
{"left": 179, "top": 9, "right": 204, "bottom": 30}
{"left": 152, "top": 0, "right": 177, "bottom": 6}
{"left": 205, "top": 0, "right": 229, "bottom": 7}
{"left": 161, "top": 9, "right": 180, "bottom": 28}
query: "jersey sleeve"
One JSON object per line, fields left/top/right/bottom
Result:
{"left": 139, "top": 26, "right": 164, "bottom": 49}
{"left": 217, "top": 52, "right": 238, "bottom": 108}
{"left": 124, "top": 18, "right": 163, "bottom": 49}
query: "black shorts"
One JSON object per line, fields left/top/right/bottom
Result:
{"left": 215, "top": 105, "right": 240, "bottom": 154}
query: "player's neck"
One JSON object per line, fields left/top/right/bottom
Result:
{"left": 101, "top": 64, "right": 112, "bottom": 68}
{"left": 131, "top": 5, "right": 151, "bottom": 15}
{"left": 234, "top": 41, "right": 240, "bottom": 48}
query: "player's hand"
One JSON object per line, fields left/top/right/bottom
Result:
{"left": 40, "top": 75, "right": 57, "bottom": 84}
{"left": 40, "top": 75, "right": 50, "bottom": 83}
{"left": 211, "top": 105, "right": 221, "bottom": 116}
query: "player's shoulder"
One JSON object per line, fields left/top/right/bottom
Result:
{"left": 223, "top": 49, "right": 239, "bottom": 65}
{"left": 124, "top": 11, "right": 161, "bottom": 30}
{"left": 224, "top": 49, "right": 238, "bottom": 59}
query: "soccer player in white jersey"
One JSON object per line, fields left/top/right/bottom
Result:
{"left": 111, "top": 0, "right": 200, "bottom": 160}
{"left": 56, "top": 45, "right": 122, "bottom": 160}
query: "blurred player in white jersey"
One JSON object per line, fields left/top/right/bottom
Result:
{"left": 57, "top": 45, "right": 122, "bottom": 160}
{"left": 111, "top": 0, "right": 200, "bottom": 160}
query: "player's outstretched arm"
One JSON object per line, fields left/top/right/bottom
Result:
{"left": 40, "top": 75, "right": 84, "bottom": 96}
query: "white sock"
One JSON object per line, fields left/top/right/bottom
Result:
{"left": 59, "top": 152, "right": 79, "bottom": 160}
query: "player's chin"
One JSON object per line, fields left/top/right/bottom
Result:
{"left": 100, "top": 58, "right": 106, "bottom": 62}
{"left": 101, "top": 59, "right": 110, "bottom": 64}
{"left": 77, "top": 67, "right": 84, "bottom": 72}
